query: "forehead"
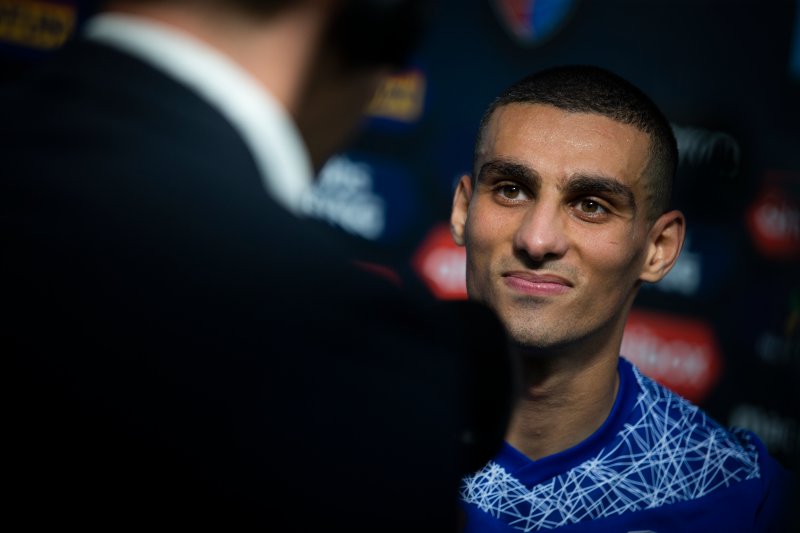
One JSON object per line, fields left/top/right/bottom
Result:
{"left": 479, "top": 103, "right": 652, "bottom": 188}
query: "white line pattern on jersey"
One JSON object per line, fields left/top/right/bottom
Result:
{"left": 461, "top": 366, "right": 761, "bottom": 531}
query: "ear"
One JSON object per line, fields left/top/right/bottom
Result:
{"left": 450, "top": 175, "right": 473, "bottom": 247}
{"left": 639, "top": 210, "right": 686, "bottom": 283}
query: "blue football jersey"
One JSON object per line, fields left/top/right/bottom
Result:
{"left": 460, "top": 357, "right": 795, "bottom": 532}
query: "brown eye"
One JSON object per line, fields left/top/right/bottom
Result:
{"left": 579, "top": 199, "right": 604, "bottom": 213}
{"left": 500, "top": 185, "right": 521, "bottom": 199}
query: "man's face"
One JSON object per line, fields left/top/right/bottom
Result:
{"left": 451, "top": 103, "right": 657, "bottom": 354}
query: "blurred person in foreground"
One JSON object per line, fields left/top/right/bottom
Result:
{"left": 1, "top": 1, "right": 517, "bottom": 530}
{"left": 449, "top": 64, "right": 795, "bottom": 532}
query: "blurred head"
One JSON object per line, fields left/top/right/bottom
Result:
{"left": 294, "top": 0, "right": 434, "bottom": 170}
{"left": 305, "top": 0, "right": 434, "bottom": 169}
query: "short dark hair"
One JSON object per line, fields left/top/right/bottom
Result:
{"left": 475, "top": 65, "right": 678, "bottom": 220}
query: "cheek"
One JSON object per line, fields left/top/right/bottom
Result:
{"left": 580, "top": 232, "right": 646, "bottom": 286}
{"left": 463, "top": 223, "right": 490, "bottom": 283}
{"left": 463, "top": 213, "right": 508, "bottom": 294}
{"left": 464, "top": 209, "right": 514, "bottom": 262}
{"left": 466, "top": 201, "right": 518, "bottom": 245}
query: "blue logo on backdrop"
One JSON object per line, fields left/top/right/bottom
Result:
{"left": 301, "top": 152, "right": 418, "bottom": 243}
{"left": 491, "top": 0, "right": 579, "bottom": 47}
{"left": 643, "top": 225, "right": 739, "bottom": 299}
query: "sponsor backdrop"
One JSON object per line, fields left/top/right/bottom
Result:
{"left": 2, "top": 0, "right": 798, "bottom": 482}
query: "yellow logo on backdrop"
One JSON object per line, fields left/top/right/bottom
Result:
{"left": 0, "top": 0, "right": 76, "bottom": 50}
{"left": 366, "top": 69, "right": 426, "bottom": 123}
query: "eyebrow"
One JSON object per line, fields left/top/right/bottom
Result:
{"left": 477, "top": 159, "right": 540, "bottom": 192}
{"left": 563, "top": 175, "right": 636, "bottom": 212}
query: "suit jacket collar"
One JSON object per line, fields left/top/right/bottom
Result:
{"left": 84, "top": 12, "right": 314, "bottom": 216}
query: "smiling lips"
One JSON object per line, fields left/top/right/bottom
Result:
{"left": 502, "top": 272, "right": 573, "bottom": 296}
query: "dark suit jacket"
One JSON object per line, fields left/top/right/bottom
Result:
{"left": 1, "top": 40, "right": 515, "bottom": 530}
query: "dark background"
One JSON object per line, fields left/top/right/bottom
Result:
{"left": 2, "top": 0, "right": 798, "bottom": 484}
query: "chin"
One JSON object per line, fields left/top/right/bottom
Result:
{"left": 505, "top": 327, "right": 548, "bottom": 352}
{"left": 505, "top": 320, "right": 577, "bottom": 355}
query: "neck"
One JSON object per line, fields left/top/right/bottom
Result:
{"left": 505, "top": 350, "right": 620, "bottom": 461}
{"left": 103, "top": 1, "right": 329, "bottom": 114}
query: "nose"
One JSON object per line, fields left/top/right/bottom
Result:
{"left": 512, "top": 199, "right": 569, "bottom": 262}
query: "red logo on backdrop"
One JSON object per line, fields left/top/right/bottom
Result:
{"left": 412, "top": 222, "right": 468, "bottom": 300}
{"left": 621, "top": 309, "right": 722, "bottom": 404}
{"left": 745, "top": 173, "right": 800, "bottom": 260}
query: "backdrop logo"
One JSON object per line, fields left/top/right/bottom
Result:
{"left": 655, "top": 233, "right": 702, "bottom": 296}
{"left": 642, "top": 225, "right": 738, "bottom": 300}
{"left": 0, "top": 0, "right": 75, "bottom": 51}
{"left": 745, "top": 172, "right": 800, "bottom": 260}
{"left": 491, "top": 0, "right": 579, "bottom": 47}
{"left": 302, "top": 155, "right": 386, "bottom": 240}
{"left": 412, "top": 222, "right": 468, "bottom": 300}
{"left": 365, "top": 68, "right": 426, "bottom": 125}
{"left": 621, "top": 309, "right": 722, "bottom": 404}
{"left": 755, "top": 288, "right": 799, "bottom": 366}
{"left": 302, "top": 152, "right": 418, "bottom": 243}
{"left": 729, "top": 404, "right": 799, "bottom": 459}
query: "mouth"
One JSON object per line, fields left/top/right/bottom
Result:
{"left": 502, "top": 271, "right": 573, "bottom": 296}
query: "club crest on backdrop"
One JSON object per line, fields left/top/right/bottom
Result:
{"left": 490, "top": 0, "right": 579, "bottom": 47}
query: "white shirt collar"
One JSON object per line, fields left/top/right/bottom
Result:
{"left": 84, "top": 12, "right": 314, "bottom": 215}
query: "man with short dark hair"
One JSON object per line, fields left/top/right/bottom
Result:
{"left": 450, "top": 65, "right": 794, "bottom": 532}
{"left": 1, "top": 1, "right": 516, "bottom": 530}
